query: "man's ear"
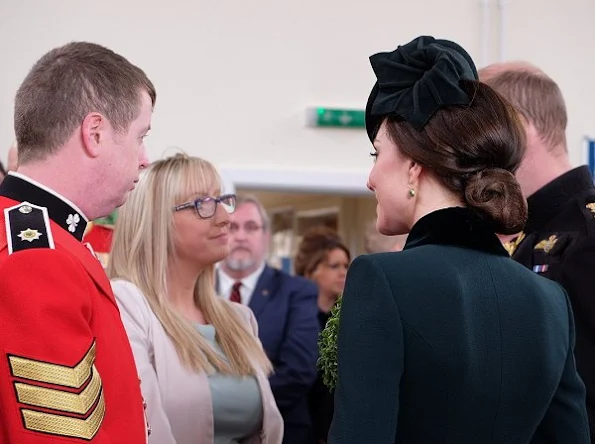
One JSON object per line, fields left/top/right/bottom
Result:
{"left": 81, "top": 112, "right": 106, "bottom": 158}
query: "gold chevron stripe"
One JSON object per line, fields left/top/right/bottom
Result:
{"left": 8, "top": 342, "right": 95, "bottom": 388}
{"left": 21, "top": 391, "right": 105, "bottom": 440}
{"left": 15, "top": 366, "right": 102, "bottom": 414}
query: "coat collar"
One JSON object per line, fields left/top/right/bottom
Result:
{"left": 0, "top": 173, "right": 88, "bottom": 241}
{"left": 525, "top": 166, "right": 594, "bottom": 233}
{"left": 404, "top": 206, "right": 509, "bottom": 257}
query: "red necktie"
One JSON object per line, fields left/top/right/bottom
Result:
{"left": 230, "top": 281, "right": 242, "bottom": 303}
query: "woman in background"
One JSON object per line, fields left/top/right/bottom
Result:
{"left": 108, "top": 153, "right": 283, "bottom": 444}
{"left": 294, "top": 226, "right": 350, "bottom": 444}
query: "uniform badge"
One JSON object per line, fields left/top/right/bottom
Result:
{"left": 503, "top": 232, "right": 525, "bottom": 256}
{"left": 17, "top": 228, "right": 42, "bottom": 242}
{"left": 533, "top": 264, "right": 549, "bottom": 273}
{"left": 534, "top": 235, "right": 558, "bottom": 254}
{"left": 586, "top": 203, "right": 595, "bottom": 215}
{"left": 4, "top": 202, "right": 54, "bottom": 254}
{"left": 66, "top": 213, "right": 81, "bottom": 233}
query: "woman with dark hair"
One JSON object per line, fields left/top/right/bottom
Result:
{"left": 328, "top": 36, "right": 589, "bottom": 443}
{"left": 294, "top": 226, "right": 350, "bottom": 444}
{"left": 294, "top": 226, "right": 350, "bottom": 318}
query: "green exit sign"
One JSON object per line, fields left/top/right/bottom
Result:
{"left": 306, "top": 107, "right": 365, "bottom": 128}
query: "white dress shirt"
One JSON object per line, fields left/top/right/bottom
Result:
{"left": 217, "top": 262, "right": 265, "bottom": 306}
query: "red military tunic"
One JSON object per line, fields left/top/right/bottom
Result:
{"left": 0, "top": 173, "right": 147, "bottom": 443}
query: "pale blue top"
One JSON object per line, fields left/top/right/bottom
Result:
{"left": 195, "top": 324, "right": 263, "bottom": 444}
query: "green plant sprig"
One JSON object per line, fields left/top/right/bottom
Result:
{"left": 317, "top": 295, "right": 342, "bottom": 390}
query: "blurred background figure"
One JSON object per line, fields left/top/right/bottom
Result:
{"left": 0, "top": 141, "right": 17, "bottom": 183}
{"left": 109, "top": 154, "right": 283, "bottom": 444}
{"left": 294, "top": 226, "right": 350, "bottom": 316}
{"left": 294, "top": 226, "right": 350, "bottom": 444}
{"left": 6, "top": 142, "right": 17, "bottom": 172}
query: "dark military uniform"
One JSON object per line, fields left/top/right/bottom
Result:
{"left": 508, "top": 165, "right": 595, "bottom": 440}
{"left": 0, "top": 173, "right": 148, "bottom": 444}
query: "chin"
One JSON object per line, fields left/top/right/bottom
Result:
{"left": 226, "top": 257, "right": 255, "bottom": 272}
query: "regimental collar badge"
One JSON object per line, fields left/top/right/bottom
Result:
{"left": 67, "top": 213, "right": 81, "bottom": 233}
{"left": 503, "top": 232, "right": 526, "bottom": 256}
{"left": 586, "top": 203, "right": 595, "bottom": 215}
{"left": 17, "top": 228, "right": 42, "bottom": 242}
{"left": 534, "top": 235, "right": 558, "bottom": 254}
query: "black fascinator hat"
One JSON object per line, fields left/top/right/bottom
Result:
{"left": 365, "top": 36, "right": 478, "bottom": 142}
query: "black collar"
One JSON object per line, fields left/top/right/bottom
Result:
{"left": 525, "top": 166, "right": 595, "bottom": 233}
{"left": 404, "top": 206, "right": 508, "bottom": 257}
{"left": 0, "top": 173, "right": 88, "bottom": 242}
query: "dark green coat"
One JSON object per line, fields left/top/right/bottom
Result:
{"left": 329, "top": 207, "right": 589, "bottom": 444}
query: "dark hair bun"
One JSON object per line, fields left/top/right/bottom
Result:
{"left": 464, "top": 168, "right": 527, "bottom": 234}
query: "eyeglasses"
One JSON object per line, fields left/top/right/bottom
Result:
{"left": 229, "top": 221, "right": 264, "bottom": 234}
{"left": 173, "top": 194, "right": 236, "bottom": 219}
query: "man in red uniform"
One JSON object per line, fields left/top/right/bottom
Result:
{"left": 0, "top": 42, "right": 155, "bottom": 443}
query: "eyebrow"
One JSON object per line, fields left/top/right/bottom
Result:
{"left": 140, "top": 125, "right": 151, "bottom": 135}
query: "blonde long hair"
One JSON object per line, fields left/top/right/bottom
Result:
{"left": 108, "top": 153, "right": 272, "bottom": 376}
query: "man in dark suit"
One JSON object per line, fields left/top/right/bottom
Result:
{"left": 481, "top": 62, "right": 595, "bottom": 440}
{"left": 218, "top": 196, "right": 319, "bottom": 444}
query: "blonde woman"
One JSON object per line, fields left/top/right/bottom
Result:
{"left": 107, "top": 154, "right": 283, "bottom": 444}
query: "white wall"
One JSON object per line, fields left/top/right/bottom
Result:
{"left": 0, "top": 0, "right": 593, "bottom": 191}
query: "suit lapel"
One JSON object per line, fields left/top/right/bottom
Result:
{"left": 249, "top": 266, "right": 277, "bottom": 317}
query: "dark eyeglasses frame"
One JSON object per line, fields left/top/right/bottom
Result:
{"left": 173, "top": 194, "right": 236, "bottom": 219}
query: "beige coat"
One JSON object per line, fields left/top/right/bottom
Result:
{"left": 112, "top": 280, "right": 284, "bottom": 444}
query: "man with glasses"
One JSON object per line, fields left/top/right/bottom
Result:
{"left": 217, "top": 195, "right": 319, "bottom": 444}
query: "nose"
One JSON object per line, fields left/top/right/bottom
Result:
{"left": 366, "top": 180, "right": 374, "bottom": 192}
{"left": 214, "top": 204, "right": 231, "bottom": 227}
{"left": 139, "top": 146, "right": 150, "bottom": 170}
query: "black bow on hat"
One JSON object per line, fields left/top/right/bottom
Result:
{"left": 365, "top": 36, "right": 478, "bottom": 142}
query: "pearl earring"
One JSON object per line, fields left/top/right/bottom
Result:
{"left": 408, "top": 188, "right": 416, "bottom": 197}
